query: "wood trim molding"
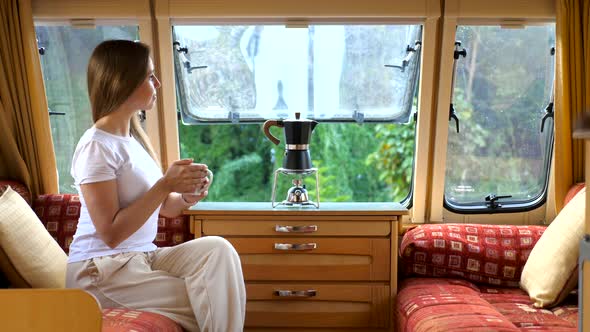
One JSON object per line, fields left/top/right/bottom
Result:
{"left": 32, "top": 0, "right": 151, "bottom": 19}
{"left": 152, "top": 0, "right": 180, "bottom": 169}
{"left": 411, "top": 14, "right": 440, "bottom": 224}
{"left": 428, "top": 16, "right": 457, "bottom": 223}
{"left": 167, "top": 0, "right": 439, "bottom": 19}
{"left": 444, "top": 0, "right": 555, "bottom": 19}
{"left": 138, "top": 19, "right": 163, "bottom": 163}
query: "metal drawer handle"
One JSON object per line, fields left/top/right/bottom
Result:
{"left": 275, "top": 225, "right": 318, "bottom": 233}
{"left": 274, "top": 243, "right": 317, "bottom": 250}
{"left": 275, "top": 289, "right": 317, "bottom": 297}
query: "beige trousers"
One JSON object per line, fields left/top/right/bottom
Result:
{"left": 66, "top": 236, "right": 246, "bottom": 332}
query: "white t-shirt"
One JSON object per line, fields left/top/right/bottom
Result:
{"left": 68, "top": 126, "right": 163, "bottom": 263}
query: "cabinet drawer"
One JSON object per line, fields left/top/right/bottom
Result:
{"left": 245, "top": 283, "right": 389, "bottom": 328}
{"left": 202, "top": 220, "right": 390, "bottom": 236}
{"left": 227, "top": 237, "right": 390, "bottom": 281}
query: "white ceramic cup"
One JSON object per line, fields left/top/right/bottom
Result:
{"left": 194, "top": 168, "right": 213, "bottom": 195}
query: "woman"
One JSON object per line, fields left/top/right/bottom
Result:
{"left": 65, "top": 40, "right": 246, "bottom": 332}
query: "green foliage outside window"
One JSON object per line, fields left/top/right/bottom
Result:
{"left": 179, "top": 121, "right": 416, "bottom": 203}
{"left": 444, "top": 25, "right": 555, "bottom": 204}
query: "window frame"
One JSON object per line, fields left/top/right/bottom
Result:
{"left": 441, "top": 23, "right": 556, "bottom": 214}
{"left": 153, "top": 0, "right": 443, "bottom": 173}
{"left": 31, "top": 0, "right": 442, "bottom": 209}
{"left": 30, "top": 0, "right": 559, "bottom": 222}
{"left": 34, "top": 20, "right": 148, "bottom": 195}
{"left": 171, "top": 19, "right": 425, "bottom": 204}
{"left": 32, "top": 0, "right": 161, "bottom": 162}
{"left": 155, "top": 6, "right": 442, "bottom": 211}
{"left": 429, "top": 2, "right": 556, "bottom": 223}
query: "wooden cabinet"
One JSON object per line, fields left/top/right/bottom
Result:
{"left": 185, "top": 202, "right": 407, "bottom": 331}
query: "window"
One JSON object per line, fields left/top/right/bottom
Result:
{"left": 35, "top": 25, "right": 139, "bottom": 193}
{"left": 173, "top": 24, "right": 421, "bottom": 202}
{"left": 444, "top": 25, "right": 555, "bottom": 212}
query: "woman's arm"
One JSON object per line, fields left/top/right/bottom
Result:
{"left": 81, "top": 159, "right": 199, "bottom": 248}
{"left": 81, "top": 179, "right": 168, "bottom": 248}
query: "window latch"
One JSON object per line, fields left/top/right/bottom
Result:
{"left": 448, "top": 41, "right": 467, "bottom": 134}
{"left": 541, "top": 46, "right": 555, "bottom": 133}
{"left": 540, "top": 102, "right": 554, "bottom": 132}
{"left": 48, "top": 107, "right": 65, "bottom": 116}
{"left": 353, "top": 109, "right": 365, "bottom": 124}
{"left": 384, "top": 41, "right": 422, "bottom": 73}
{"left": 37, "top": 38, "right": 45, "bottom": 55}
{"left": 453, "top": 41, "right": 467, "bottom": 60}
{"left": 449, "top": 104, "right": 459, "bottom": 133}
{"left": 173, "top": 41, "right": 207, "bottom": 74}
{"left": 484, "top": 194, "right": 513, "bottom": 209}
{"left": 48, "top": 102, "right": 68, "bottom": 116}
{"left": 229, "top": 109, "right": 240, "bottom": 124}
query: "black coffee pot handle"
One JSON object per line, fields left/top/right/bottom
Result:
{"left": 263, "top": 120, "right": 284, "bottom": 145}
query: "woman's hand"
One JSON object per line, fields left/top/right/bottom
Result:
{"left": 159, "top": 162, "right": 211, "bottom": 216}
{"left": 161, "top": 159, "right": 209, "bottom": 194}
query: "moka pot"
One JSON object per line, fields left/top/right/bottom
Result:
{"left": 263, "top": 112, "right": 318, "bottom": 171}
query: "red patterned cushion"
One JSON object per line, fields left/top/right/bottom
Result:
{"left": 400, "top": 224, "right": 546, "bottom": 287}
{"left": 33, "top": 194, "right": 81, "bottom": 252}
{"left": 102, "top": 308, "right": 183, "bottom": 332}
{"left": 155, "top": 216, "right": 192, "bottom": 247}
{"left": 396, "top": 278, "right": 577, "bottom": 332}
{"left": 32, "top": 194, "right": 192, "bottom": 253}
{"left": 0, "top": 181, "right": 31, "bottom": 205}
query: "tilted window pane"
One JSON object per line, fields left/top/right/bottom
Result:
{"left": 35, "top": 25, "right": 139, "bottom": 194}
{"left": 444, "top": 25, "right": 555, "bottom": 207}
{"left": 173, "top": 24, "right": 421, "bottom": 124}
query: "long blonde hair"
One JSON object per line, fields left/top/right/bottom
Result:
{"left": 87, "top": 40, "right": 160, "bottom": 166}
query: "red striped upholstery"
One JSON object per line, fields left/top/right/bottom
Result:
{"left": 397, "top": 278, "right": 578, "bottom": 332}
{"left": 102, "top": 308, "right": 183, "bottom": 332}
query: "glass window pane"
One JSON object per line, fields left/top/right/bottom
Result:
{"left": 444, "top": 25, "right": 555, "bottom": 206}
{"left": 35, "top": 25, "right": 139, "bottom": 193}
{"left": 173, "top": 24, "right": 421, "bottom": 123}
{"left": 176, "top": 23, "right": 420, "bottom": 203}
{"left": 178, "top": 121, "right": 416, "bottom": 203}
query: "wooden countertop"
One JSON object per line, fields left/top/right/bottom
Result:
{"left": 185, "top": 202, "right": 408, "bottom": 216}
